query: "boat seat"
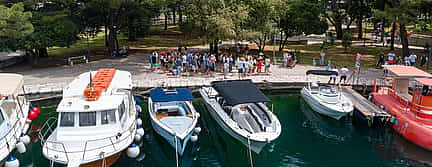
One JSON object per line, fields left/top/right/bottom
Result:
{"left": 249, "top": 104, "right": 271, "bottom": 129}
{"left": 156, "top": 113, "right": 169, "bottom": 120}
{"left": 232, "top": 109, "right": 262, "bottom": 133}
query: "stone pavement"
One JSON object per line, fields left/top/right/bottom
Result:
{"left": 2, "top": 54, "right": 383, "bottom": 94}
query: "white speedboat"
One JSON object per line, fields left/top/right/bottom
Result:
{"left": 148, "top": 88, "right": 199, "bottom": 156}
{"left": 39, "top": 69, "right": 140, "bottom": 167}
{"left": 301, "top": 70, "right": 353, "bottom": 120}
{"left": 199, "top": 80, "right": 281, "bottom": 153}
{"left": 0, "top": 74, "right": 35, "bottom": 165}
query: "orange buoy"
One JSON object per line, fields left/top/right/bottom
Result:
{"left": 84, "top": 68, "right": 116, "bottom": 101}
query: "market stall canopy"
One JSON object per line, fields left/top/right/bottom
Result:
{"left": 384, "top": 65, "right": 432, "bottom": 78}
{"left": 150, "top": 88, "right": 193, "bottom": 102}
{"left": 0, "top": 73, "right": 24, "bottom": 96}
{"left": 306, "top": 70, "right": 338, "bottom": 76}
{"left": 211, "top": 80, "right": 270, "bottom": 106}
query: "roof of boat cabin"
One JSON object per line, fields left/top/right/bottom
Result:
{"left": 57, "top": 69, "right": 132, "bottom": 112}
{"left": 383, "top": 65, "right": 432, "bottom": 78}
{"left": 211, "top": 79, "right": 270, "bottom": 106}
{"left": 57, "top": 95, "right": 124, "bottom": 112}
{"left": 150, "top": 88, "right": 193, "bottom": 102}
{"left": 414, "top": 78, "right": 432, "bottom": 86}
{"left": 306, "top": 70, "right": 338, "bottom": 76}
{"left": 0, "top": 73, "right": 24, "bottom": 95}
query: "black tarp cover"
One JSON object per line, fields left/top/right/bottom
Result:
{"left": 306, "top": 70, "right": 338, "bottom": 76}
{"left": 211, "top": 80, "right": 270, "bottom": 106}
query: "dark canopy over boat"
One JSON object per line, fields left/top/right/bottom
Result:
{"left": 211, "top": 80, "right": 270, "bottom": 106}
{"left": 306, "top": 70, "right": 338, "bottom": 76}
{"left": 150, "top": 88, "right": 194, "bottom": 102}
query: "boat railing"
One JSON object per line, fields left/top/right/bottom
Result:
{"left": 80, "top": 121, "right": 135, "bottom": 162}
{"left": 0, "top": 113, "right": 25, "bottom": 154}
{"left": 379, "top": 87, "right": 432, "bottom": 119}
{"left": 40, "top": 118, "right": 136, "bottom": 164}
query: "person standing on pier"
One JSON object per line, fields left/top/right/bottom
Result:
{"left": 328, "top": 65, "right": 338, "bottom": 84}
{"left": 340, "top": 66, "right": 349, "bottom": 85}
{"left": 376, "top": 51, "right": 385, "bottom": 68}
{"left": 319, "top": 50, "right": 326, "bottom": 65}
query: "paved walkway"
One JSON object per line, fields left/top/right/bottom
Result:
{"left": 1, "top": 54, "right": 383, "bottom": 94}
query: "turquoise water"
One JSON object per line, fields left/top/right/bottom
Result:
{"left": 18, "top": 93, "right": 432, "bottom": 167}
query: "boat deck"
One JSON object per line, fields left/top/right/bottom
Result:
{"left": 341, "top": 87, "right": 390, "bottom": 122}
{"left": 373, "top": 93, "right": 432, "bottom": 127}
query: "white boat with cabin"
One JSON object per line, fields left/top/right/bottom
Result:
{"left": 301, "top": 70, "right": 354, "bottom": 120}
{"left": 39, "top": 69, "right": 139, "bottom": 167}
{"left": 0, "top": 73, "right": 35, "bottom": 166}
{"left": 148, "top": 88, "right": 199, "bottom": 156}
{"left": 199, "top": 80, "right": 281, "bottom": 153}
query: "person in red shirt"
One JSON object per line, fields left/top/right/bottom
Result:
{"left": 257, "top": 59, "right": 263, "bottom": 73}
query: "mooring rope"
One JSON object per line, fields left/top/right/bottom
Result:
{"left": 247, "top": 136, "right": 254, "bottom": 167}
{"left": 174, "top": 134, "right": 179, "bottom": 167}
{"left": 50, "top": 160, "right": 54, "bottom": 167}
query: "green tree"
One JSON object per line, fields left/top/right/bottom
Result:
{"left": 373, "top": 0, "right": 419, "bottom": 56}
{"left": 341, "top": 32, "right": 352, "bottom": 52}
{"left": 21, "top": 1, "right": 81, "bottom": 58}
{"left": 278, "top": 0, "right": 328, "bottom": 51}
{"left": 0, "top": 2, "right": 33, "bottom": 50}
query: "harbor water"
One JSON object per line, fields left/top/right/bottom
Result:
{"left": 20, "top": 92, "right": 432, "bottom": 167}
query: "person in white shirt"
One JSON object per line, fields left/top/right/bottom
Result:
{"left": 409, "top": 53, "right": 417, "bottom": 66}
{"left": 404, "top": 56, "right": 410, "bottom": 66}
{"left": 328, "top": 66, "right": 338, "bottom": 84}
{"left": 339, "top": 66, "right": 349, "bottom": 84}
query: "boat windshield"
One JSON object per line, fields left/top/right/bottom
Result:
{"left": 319, "top": 86, "right": 338, "bottom": 95}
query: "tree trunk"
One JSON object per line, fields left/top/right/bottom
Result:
{"left": 357, "top": 16, "right": 363, "bottom": 39}
{"left": 38, "top": 48, "right": 48, "bottom": 57}
{"left": 179, "top": 8, "right": 183, "bottom": 23}
{"left": 172, "top": 8, "right": 176, "bottom": 25}
{"left": 335, "top": 21, "right": 343, "bottom": 40}
{"left": 104, "top": 24, "right": 108, "bottom": 47}
{"left": 399, "top": 24, "right": 410, "bottom": 58}
{"left": 107, "top": 14, "right": 118, "bottom": 56}
{"left": 390, "top": 22, "right": 396, "bottom": 50}
{"left": 164, "top": 13, "right": 168, "bottom": 30}
{"left": 381, "top": 19, "right": 385, "bottom": 43}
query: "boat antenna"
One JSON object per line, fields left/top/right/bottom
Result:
{"left": 89, "top": 70, "right": 94, "bottom": 87}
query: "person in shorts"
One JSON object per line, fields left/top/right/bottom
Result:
{"left": 340, "top": 66, "right": 349, "bottom": 84}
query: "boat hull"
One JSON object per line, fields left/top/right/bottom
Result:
{"left": 301, "top": 88, "right": 351, "bottom": 120}
{"left": 202, "top": 100, "right": 267, "bottom": 153}
{"left": 373, "top": 93, "right": 432, "bottom": 151}
{"left": 80, "top": 153, "right": 120, "bottom": 167}
{"left": 150, "top": 118, "right": 193, "bottom": 156}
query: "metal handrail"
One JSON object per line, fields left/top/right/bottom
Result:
{"left": 0, "top": 99, "right": 28, "bottom": 152}
{"left": 41, "top": 119, "right": 136, "bottom": 163}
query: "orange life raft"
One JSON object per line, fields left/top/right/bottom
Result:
{"left": 84, "top": 68, "right": 116, "bottom": 101}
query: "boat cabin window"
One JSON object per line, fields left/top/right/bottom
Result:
{"left": 59, "top": 112, "right": 75, "bottom": 127}
{"left": 1, "top": 101, "right": 17, "bottom": 118}
{"left": 101, "top": 109, "right": 116, "bottom": 125}
{"left": 79, "top": 112, "right": 96, "bottom": 126}
{"left": 118, "top": 101, "right": 126, "bottom": 119}
{"left": 0, "top": 109, "right": 4, "bottom": 124}
{"left": 422, "top": 85, "right": 430, "bottom": 96}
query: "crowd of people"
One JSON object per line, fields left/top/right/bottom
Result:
{"left": 148, "top": 50, "right": 273, "bottom": 79}
{"left": 376, "top": 51, "right": 428, "bottom": 67}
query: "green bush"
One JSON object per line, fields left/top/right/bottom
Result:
{"left": 342, "top": 32, "right": 353, "bottom": 52}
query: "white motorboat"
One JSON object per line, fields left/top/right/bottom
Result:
{"left": 301, "top": 70, "right": 354, "bottom": 120}
{"left": 199, "top": 80, "right": 281, "bottom": 153}
{"left": 148, "top": 88, "right": 199, "bottom": 156}
{"left": 39, "top": 69, "right": 140, "bottom": 167}
{"left": 0, "top": 73, "right": 35, "bottom": 165}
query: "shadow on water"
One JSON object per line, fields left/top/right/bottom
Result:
{"left": 299, "top": 98, "right": 353, "bottom": 142}
{"left": 18, "top": 93, "right": 432, "bottom": 167}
